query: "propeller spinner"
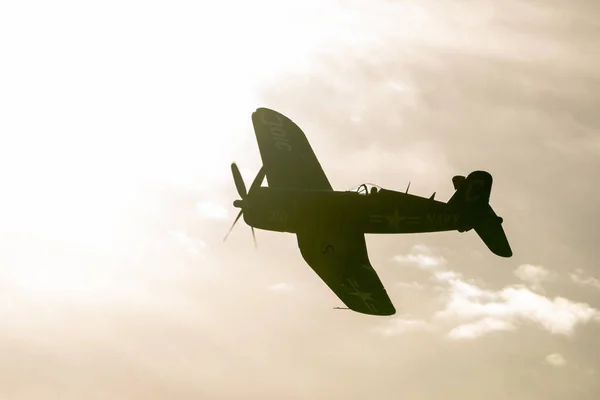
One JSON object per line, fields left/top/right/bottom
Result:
{"left": 223, "top": 163, "right": 265, "bottom": 247}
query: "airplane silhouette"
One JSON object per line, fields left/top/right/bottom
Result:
{"left": 224, "top": 107, "right": 512, "bottom": 316}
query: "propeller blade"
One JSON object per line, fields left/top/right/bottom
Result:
{"left": 223, "top": 209, "right": 244, "bottom": 242}
{"left": 248, "top": 166, "right": 266, "bottom": 194}
{"left": 231, "top": 163, "right": 247, "bottom": 199}
{"left": 227, "top": 163, "right": 264, "bottom": 248}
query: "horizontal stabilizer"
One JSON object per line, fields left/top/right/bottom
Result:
{"left": 450, "top": 171, "right": 512, "bottom": 257}
{"left": 473, "top": 205, "right": 512, "bottom": 257}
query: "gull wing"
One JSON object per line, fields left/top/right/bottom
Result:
{"left": 296, "top": 227, "right": 396, "bottom": 316}
{"left": 252, "top": 107, "right": 333, "bottom": 191}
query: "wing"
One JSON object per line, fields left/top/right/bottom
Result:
{"left": 296, "top": 228, "right": 396, "bottom": 316}
{"left": 251, "top": 107, "right": 333, "bottom": 191}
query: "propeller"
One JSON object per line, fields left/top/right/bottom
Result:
{"left": 223, "top": 163, "right": 265, "bottom": 247}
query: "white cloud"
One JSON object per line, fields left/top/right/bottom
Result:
{"left": 268, "top": 282, "right": 293, "bottom": 293}
{"left": 196, "top": 201, "right": 228, "bottom": 220}
{"left": 434, "top": 270, "right": 461, "bottom": 282}
{"left": 393, "top": 244, "right": 446, "bottom": 270}
{"left": 401, "top": 247, "right": 600, "bottom": 338}
{"left": 167, "top": 230, "right": 206, "bottom": 257}
{"left": 545, "top": 353, "right": 566, "bottom": 367}
{"left": 514, "top": 264, "right": 552, "bottom": 290}
{"left": 375, "top": 317, "right": 435, "bottom": 337}
{"left": 395, "top": 281, "right": 426, "bottom": 290}
{"left": 436, "top": 277, "right": 600, "bottom": 336}
{"left": 570, "top": 269, "right": 600, "bottom": 290}
{"left": 447, "top": 317, "right": 515, "bottom": 340}
{"left": 332, "top": 141, "right": 453, "bottom": 188}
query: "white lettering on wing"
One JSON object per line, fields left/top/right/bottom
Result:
{"left": 261, "top": 111, "right": 292, "bottom": 152}
{"left": 261, "top": 112, "right": 283, "bottom": 127}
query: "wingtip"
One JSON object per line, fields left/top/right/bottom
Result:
{"left": 497, "top": 248, "right": 513, "bottom": 258}
{"left": 253, "top": 107, "right": 273, "bottom": 115}
{"left": 348, "top": 304, "right": 396, "bottom": 317}
{"left": 492, "top": 239, "right": 513, "bottom": 258}
{"left": 382, "top": 307, "right": 396, "bottom": 317}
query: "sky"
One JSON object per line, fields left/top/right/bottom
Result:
{"left": 0, "top": 0, "right": 599, "bottom": 398}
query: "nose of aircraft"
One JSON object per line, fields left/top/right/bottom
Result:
{"left": 233, "top": 200, "right": 244, "bottom": 208}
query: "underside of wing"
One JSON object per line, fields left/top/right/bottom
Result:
{"left": 251, "top": 107, "right": 333, "bottom": 191}
{"left": 296, "top": 227, "right": 396, "bottom": 316}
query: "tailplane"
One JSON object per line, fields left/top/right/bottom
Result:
{"left": 472, "top": 204, "right": 512, "bottom": 257}
{"left": 448, "top": 171, "right": 513, "bottom": 258}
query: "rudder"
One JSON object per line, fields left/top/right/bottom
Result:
{"left": 448, "top": 170, "right": 492, "bottom": 210}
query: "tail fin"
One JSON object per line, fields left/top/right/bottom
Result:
{"left": 448, "top": 170, "right": 492, "bottom": 209}
{"left": 449, "top": 171, "right": 513, "bottom": 258}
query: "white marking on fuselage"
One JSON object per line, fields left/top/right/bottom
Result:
{"left": 386, "top": 209, "right": 405, "bottom": 229}
{"left": 425, "top": 213, "right": 460, "bottom": 225}
{"left": 374, "top": 210, "right": 423, "bottom": 229}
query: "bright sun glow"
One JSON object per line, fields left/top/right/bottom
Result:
{"left": 0, "top": 0, "right": 345, "bottom": 302}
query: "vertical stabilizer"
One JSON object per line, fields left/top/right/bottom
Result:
{"left": 448, "top": 170, "right": 492, "bottom": 210}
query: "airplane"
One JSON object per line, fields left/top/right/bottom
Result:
{"left": 224, "top": 107, "right": 512, "bottom": 317}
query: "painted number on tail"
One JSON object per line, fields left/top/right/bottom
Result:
{"left": 465, "top": 180, "right": 485, "bottom": 202}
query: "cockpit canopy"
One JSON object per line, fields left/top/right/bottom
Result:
{"left": 351, "top": 183, "right": 383, "bottom": 196}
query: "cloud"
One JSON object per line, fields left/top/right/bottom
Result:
{"left": 436, "top": 275, "right": 600, "bottom": 336}
{"left": 546, "top": 353, "right": 566, "bottom": 367}
{"left": 374, "top": 317, "right": 435, "bottom": 337}
{"left": 514, "top": 264, "right": 553, "bottom": 291}
{"left": 196, "top": 201, "right": 229, "bottom": 220}
{"left": 514, "top": 264, "right": 551, "bottom": 284}
{"left": 330, "top": 141, "right": 453, "bottom": 187}
{"left": 393, "top": 244, "right": 446, "bottom": 270}
{"left": 395, "top": 246, "right": 600, "bottom": 339}
{"left": 570, "top": 269, "right": 600, "bottom": 290}
{"left": 167, "top": 230, "right": 206, "bottom": 257}
{"left": 395, "top": 281, "right": 426, "bottom": 290}
{"left": 433, "top": 270, "right": 462, "bottom": 282}
{"left": 447, "top": 317, "right": 515, "bottom": 340}
{"left": 268, "top": 282, "right": 293, "bottom": 293}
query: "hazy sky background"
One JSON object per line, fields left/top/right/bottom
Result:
{"left": 1, "top": 0, "right": 599, "bottom": 399}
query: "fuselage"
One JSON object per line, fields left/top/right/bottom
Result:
{"left": 243, "top": 187, "right": 473, "bottom": 234}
